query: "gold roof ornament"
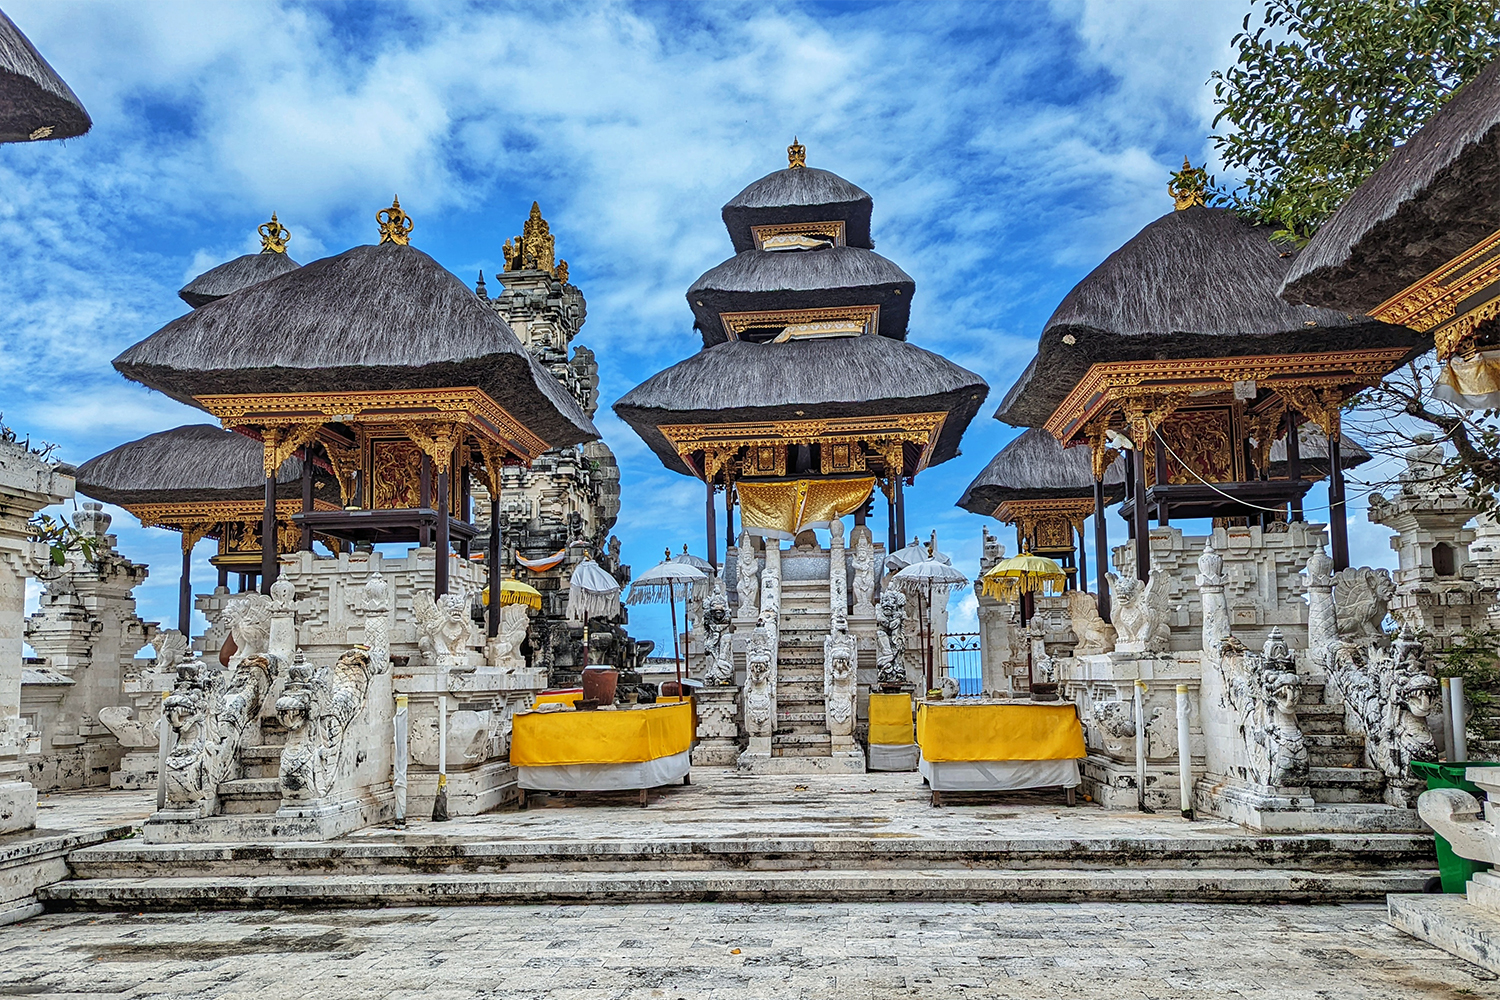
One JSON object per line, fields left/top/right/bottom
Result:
{"left": 1168, "top": 157, "right": 1208, "bottom": 211}
{"left": 502, "top": 201, "right": 565, "bottom": 278}
{"left": 377, "top": 196, "right": 414, "bottom": 245}
{"left": 788, "top": 137, "right": 806, "bottom": 169}
{"left": 258, "top": 212, "right": 290, "bottom": 254}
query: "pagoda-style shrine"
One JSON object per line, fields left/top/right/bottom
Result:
{"left": 616, "top": 142, "right": 988, "bottom": 561}
{"left": 112, "top": 199, "right": 598, "bottom": 599}
{"left": 996, "top": 164, "right": 1428, "bottom": 579}
{"left": 177, "top": 213, "right": 301, "bottom": 307}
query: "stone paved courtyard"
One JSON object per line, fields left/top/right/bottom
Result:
{"left": 0, "top": 900, "right": 1493, "bottom": 999}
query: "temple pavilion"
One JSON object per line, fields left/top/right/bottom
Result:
{"left": 615, "top": 142, "right": 989, "bottom": 560}
{"left": 994, "top": 164, "right": 1428, "bottom": 584}
{"left": 109, "top": 199, "right": 598, "bottom": 603}
{"left": 1283, "top": 58, "right": 1500, "bottom": 411}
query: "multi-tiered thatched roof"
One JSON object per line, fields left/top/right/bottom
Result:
{"left": 0, "top": 10, "right": 89, "bottom": 144}
{"left": 179, "top": 252, "right": 302, "bottom": 308}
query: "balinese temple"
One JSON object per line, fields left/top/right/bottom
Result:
{"left": 1283, "top": 58, "right": 1500, "bottom": 410}
{"left": 110, "top": 198, "right": 598, "bottom": 604}
{"left": 75, "top": 424, "right": 343, "bottom": 631}
{"left": 616, "top": 142, "right": 989, "bottom": 560}
{"left": 0, "top": 9, "right": 90, "bottom": 144}
{"left": 994, "top": 164, "right": 1428, "bottom": 582}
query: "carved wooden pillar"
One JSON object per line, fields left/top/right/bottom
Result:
{"left": 419, "top": 453, "right": 432, "bottom": 547}
{"left": 487, "top": 495, "right": 501, "bottom": 638}
{"left": 299, "top": 447, "right": 314, "bottom": 552}
{"left": 178, "top": 539, "right": 193, "bottom": 635}
{"left": 706, "top": 478, "right": 717, "bottom": 571}
{"left": 1093, "top": 478, "right": 1111, "bottom": 623}
{"left": 1286, "top": 408, "right": 1304, "bottom": 522}
{"left": 436, "top": 468, "right": 450, "bottom": 596}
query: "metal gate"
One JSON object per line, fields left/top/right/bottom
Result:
{"left": 941, "top": 632, "right": 982, "bottom": 695}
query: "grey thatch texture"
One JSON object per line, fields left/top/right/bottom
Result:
{"left": 1267, "top": 423, "right": 1371, "bottom": 477}
{"left": 115, "top": 242, "right": 598, "bottom": 450}
{"left": 1283, "top": 59, "right": 1500, "bottom": 313}
{"left": 955, "top": 428, "right": 1126, "bottom": 516}
{"left": 614, "top": 335, "right": 988, "bottom": 477}
{"left": 688, "top": 246, "right": 914, "bottom": 346}
{"left": 75, "top": 424, "right": 338, "bottom": 507}
{"left": 0, "top": 9, "right": 89, "bottom": 143}
{"left": 996, "top": 207, "right": 1428, "bottom": 427}
{"left": 722, "top": 166, "right": 874, "bottom": 253}
{"left": 179, "top": 252, "right": 302, "bottom": 308}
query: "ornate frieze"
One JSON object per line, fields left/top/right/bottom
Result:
{"left": 659, "top": 411, "right": 946, "bottom": 483}
{"left": 1368, "top": 225, "right": 1500, "bottom": 359}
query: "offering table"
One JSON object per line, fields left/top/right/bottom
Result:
{"left": 915, "top": 700, "right": 1086, "bottom": 806}
{"left": 511, "top": 700, "right": 693, "bottom": 807}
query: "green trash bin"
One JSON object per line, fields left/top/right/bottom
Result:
{"left": 1412, "top": 760, "right": 1500, "bottom": 893}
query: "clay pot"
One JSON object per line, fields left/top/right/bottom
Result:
{"left": 581, "top": 667, "right": 619, "bottom": 705}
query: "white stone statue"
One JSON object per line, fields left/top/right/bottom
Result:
{"left": 160, "top": 658, "right": 214, "bottom": 810}
{"left": 1066, "top": 590, "right": 1116, "bottom": 656}
{"left": 413, "top": 589, "right": 475, "bottom": 668}
{"left": 100, "top": 629, "right": 190, "bottom": 750}
{"left": 276, "top": 645, "right": 378, "bottom": 803}
{"left": 1219, "top": 626, "right": 1308, "bottom": 790}
{"left": 735, "top": 530, "right": 759, "bottom": 621}
{"left": 359, "top": 573, "right": 392, "bottom": 675}
{"left": 699, "top": 585, "right": 735, "bottom": 686}
{"left": 220, "top": 591, "right": 272, "bottom": 665}
{"left": 1333, "top": 566, "right": 1396, "bottom": 646}
{"left": 850, "top": 525, "right": 876, "bottom": 618}
{"left": 1108, "top": 569, "right": 1171, "bottom": 654}
{"left": 744, "top": 617, "right": 776, "bottom": 737}
{"left": 490, "top": 604, "right": 530, "bottom": 673}
{"left": 875, "top": 589, "right": 908, "bottom": 686}
{"left": 824, "top": 612, "right": 856, "bottom": 738}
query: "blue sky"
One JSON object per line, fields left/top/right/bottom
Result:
{"left": 1, "top": 0, "right": 1404, "bottom": 651}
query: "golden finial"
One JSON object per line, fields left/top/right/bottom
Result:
{"left": 1168, "top": 157, "right": 1209, "bottom": 211}
{"left": 258, "top": 213, "right": 290, "bottom": 254}
{"left": 788, "top": 137, "right": 806, "bottom": 169}
{"left": 377, "top": 195, "right": 414, "bottom": 245}
{"left": 555, "top": 260, "right": 569, "bottom": 284}
{"left": 503, "top": 201, "right": 558, "bottom": 276}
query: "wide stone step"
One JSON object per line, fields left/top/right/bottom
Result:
{"left": 215, "top": 777, "right": 282, "bottom": 815}
{"left": 1309, "top": 766, "right": 1387, "bottom": 803}
{"left": 777, "top": 682, "right": 825, "bottom": 700}
{"left": 38, "top": 868, "right": 1431, "bottom": 908}
{"left": 777, "top": 711, "right": 826, "bottom": 724}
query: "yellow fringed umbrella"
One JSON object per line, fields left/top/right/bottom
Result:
{"left": 979, "top": 553, "right": 1067, "bottom": 602}
{"left": 483, "top": 578, "right": 543, "bottom": 611}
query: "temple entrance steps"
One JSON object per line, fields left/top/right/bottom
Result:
{"left": 216, "top": 719, "right": 290, "bottom": 815}
{"left": 1297, "top": 679, "right": 1393, "bottom": 808}
{"left": 772, "top": 625, "right": 833, "bottom": 761}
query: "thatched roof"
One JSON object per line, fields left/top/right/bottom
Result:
{"left": 688, "top": 246, "right": 914, "bottom": 347}
{"left": 955, "top": 428, "right": 1126, "bottom": 516}
{"left": 614, "top": 335, "right": 988, "bottom": 476}
{"left": 75, "top": 424, "right": 339, "bottom": 507}
{"left": 1283, "top": 59, "right": 1500, "bottom": 313}
{"left": 996, "top": 207, "right": 1428, "bottom": 427}
{"left": 179, "top": 252, "right": 302, "bottom": 308}
{"left": 115, "top": 242, "right": 598, "bottom": 450}
{"left": 722, "top": 166, "right": 873, "bottom": 253}
{"left": 0, "top": 10, "right": 89, "bottom": 143}
{"left": 1267, "top": 423, "right": 1371, "bottom": 477}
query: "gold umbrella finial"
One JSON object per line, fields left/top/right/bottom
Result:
{"left": 788, "top": 136, "right": 806, "bottom": 169}
{"left": 377, "top": 195, "right": 414, "bottom": 245}
{"left": 1168, "top": 157, "right": 1208, "bottom": 211}
{"left": 258, "top": 212, "right": 290, "bottom": 254}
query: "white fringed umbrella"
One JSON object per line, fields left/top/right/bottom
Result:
{"left": 672, "top": 544, "right": 714, "bottom": 574}
{"left": 885, "top": 537, "right": 931, "bottom": 574}
{"left": 567, "top": 558, "right": 622, "bottom": 624}
{"left": 893, "top": 559, "right": 970, "bottom": 691}
{"left": 628, "top": 549, "right": 708, "bottom": 692}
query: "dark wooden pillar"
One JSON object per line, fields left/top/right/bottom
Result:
{"left": 1286, "top": 409, "right": 1304, "bottom": 522}
{"left": 725, "top": 483, "right": 735, "bottom": 553}
{"left": 1132, "top": 447, "right": 1150, "bottom": 583}
{"left": 435, "top": 468, "right": 450, "bottom": 596}
{"left": 1075, "top": 523, "right": 1088, "bottom": 600}
{"left": 261, "top": 471, "right": 277, "bottom": 593}
{"left": 178, "top": 541, "right": 193, "bottom": 635}
{"left": 217, "top": 565, "right": 229, "bottom": 591}
{"left": 419, "top": 453, "right": 433, "bottom": 547}
{"left": 459, "top": 464, "right": 472, "bottom": 559}
{"left": 487, "top": 496, "right": 501, "bottom": 638}
{"left": 886, "top": 481, "right": 897, "bottom": 554}
{"left": 237, "top": 572, "right": 248, "bottom": 593}
{"left": 300, "top": 449, "right": 314, "bottom": 552}
{"left": 706, "top": 479, "right": 718, "bottom": 570}
{"left": 894, "top": 474, "right": 907, "bottom": 548}
{"left": 1328, "top": 431, "right": 1349, "bottom": 571}
{"left": 1093, "top": 478, "right": 1111, "bottom": 622}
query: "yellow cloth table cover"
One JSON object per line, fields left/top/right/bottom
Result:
{"left": 533, "top": 689, "right": 583, "bottom": 708}
{"left": 868, "top": 692, "right": 914, "bottom": 745}
{"left": 916, "top": 702, "right": 1085, "bottom": 762}
{"left": 512, "top": 701, "right": 694, "bottom": 766}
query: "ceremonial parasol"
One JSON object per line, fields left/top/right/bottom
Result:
{"left": 978, "top": 552, "right": 1067, "bottom": 602}
{"left": 567, "top": 558, "right": 622, "bottom": 623}
{"left": 673, "top": 544, "right": 714, "bottom": 574}
{"left": 892, "top": 559, "right": 970, "bottom": 691}
{"left": 628, "top": 549, "right": 708, "bottom": 692}
{"left": 484, "top": 578, "right": 542, "bottom": 611}
{"left": 885, "top": 537, "right": 931, "bottom": 574}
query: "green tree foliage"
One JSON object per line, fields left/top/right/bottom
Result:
{"left": 1211, "top": 0, "right": 1500, "bottom": 244}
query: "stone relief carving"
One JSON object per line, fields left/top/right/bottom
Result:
{"left": 744, "top": 616, "right": 777, "bottom": 737}
{"left": 414, "top": 589, "right": 475, "bottom": 668}
{"left": 875, "top": 589, "right": 908, "bottom": 687}
{"left": 1197, "top": 540, "right": 1230, "bottom": 652}
{"left": 360, "top": 573, "right": 391, "bottom": 674}
{"left": 700, "top": 585, "right": 735, "bottom": 686}
{"left": 1091, "top": 700, "right": 1136, "bottom": 757}
{"left": 735, "top": 530, "right": 759, "bottom": 621}
{"left": 1067, "top": 590, "right": 1116, "bottom": 656}
{"left": 824, "top": 612, "right": 857, "bottom": 738}
{"left": 100, "top": 629, "right": 190, "bottom": 750}
{"left": 850, "top": 525, "right": 876, "bottom": 618}
{"left": 1108, "top": 567, "right": 1171, "bottom": 655}
{"left": 828, "top": 519, "right": 847, "bottom": 616}
{"left": 1332, "top": 566, "right": 1395, "bottom": 646}
{"left": 491, "top": 604, "right": 531, "bottom": 673}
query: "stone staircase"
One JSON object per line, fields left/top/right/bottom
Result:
{"left": 215, "top": 719, "right": 289, "bottom": 815}
{"left": 1298, "top": 679, "right": 1397, "bottom": 809}
{"left": 774, "top": 626, "right": 831, "bottom": 759}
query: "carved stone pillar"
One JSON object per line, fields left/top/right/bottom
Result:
{"left": 690, "top": 685, "right": 740, "bottom": 765}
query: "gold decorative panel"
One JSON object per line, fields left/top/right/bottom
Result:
{"left": 1369, "top": 225, "right": 1500, "bottom": 359}
{"left": 371, "top": 440, "right": 422, "bottom": 510}
{"left": 1154, "top": 408, "right": 1240, "bottom": 486}
{"left": 660, "top": 411, "right": 945, "bottom": 483}
{"left": 819, "top": 441, "right": 867, "bottom": 475}
{"left": 751, "top": 220, "right": 847, "bottom": 250}
{"left": 745, "top": 444, "right": 787, "bottom": 477}
{"left": 719, "top": 305, "right": 880, "bottom": 341}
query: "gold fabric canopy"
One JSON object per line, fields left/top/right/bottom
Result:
{"left": 737, "top": 477, "right": 874, "bottom": 539}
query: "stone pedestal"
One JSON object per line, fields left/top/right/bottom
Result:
{"left": 691, "top": 686, "right": 740, "bottom": 766}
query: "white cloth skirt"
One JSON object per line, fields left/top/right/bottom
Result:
{"left": 918, "top": 754, "right": 1080, "bottom": 792}
{"left": 517, "top": 749, "right": 691, "bottom": 792}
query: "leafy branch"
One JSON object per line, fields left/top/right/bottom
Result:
{"left": 27, "top": 513, "right": 97, "bottom": 567}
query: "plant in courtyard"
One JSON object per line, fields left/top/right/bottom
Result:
{"left": 27, "top": 513, "right": 97, "bottom": 568}
{"left": 1436, "top": 626, "right": 1500, "bottom": 744}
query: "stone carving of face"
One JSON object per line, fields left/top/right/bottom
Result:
{"left": 1270, "top": 674, "right": 1301, "bottom": 714}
